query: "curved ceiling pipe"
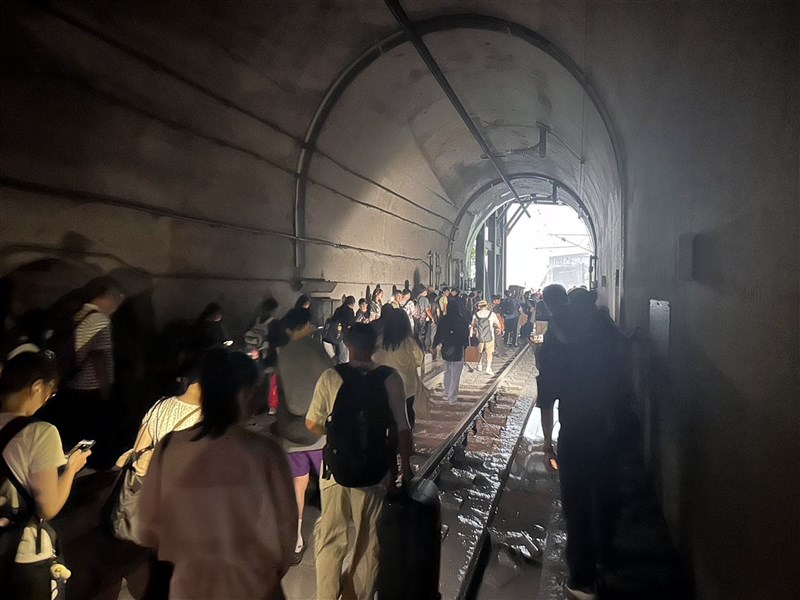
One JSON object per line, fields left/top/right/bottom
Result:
{"left": 383, "top": 0, "right": 531, "bottom": 220}
{"left": 295, "top": 13, "right": 624, "bottom": 286}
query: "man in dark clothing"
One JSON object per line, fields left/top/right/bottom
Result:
{"left": 537, "top": 285, "right": 635, "bottom": 600}
{"left": 501, "top": 290, "right": 520, "bottom": 347}
{"left": 330, "top": 296, "right": 356, "bottom": 364}
{"left": 433, "top": 299, "right": 469, "bottom": 404}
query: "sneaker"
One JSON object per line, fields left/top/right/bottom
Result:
{"left": 485, "top": 369, "right": 495, "bottom": 376}
{"left": 268, "top": 407, "right": 278, "bottom": 416}
{"left": 476, "top": 365, "right": 482, "bottom": 372}
{"left": 290, "top": 541, "right": 306, "bottom": 566}
{"left": 565, "top": 581, "right": 597, "bottom": 600}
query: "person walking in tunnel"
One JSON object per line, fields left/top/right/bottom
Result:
{"left": 189, "top": 302, "right": 232, "bottom": 353}
{"left": 414, "top": 285, "right": 431, "bottom": 350}
{"left": 38, "top": 276, "right": 124, "bottom": 462}
{"left": 243, "top": 298, "right": 278, "bottom": 362}
{"left": 1, "top": 350, "right": 91, "bottom": 600}
{"left": 471, "top": 299, "right": 502, "bottom": 375}
{"left": 369, "top": 288, "right": 383, "bottom": 321}
{"left": 305, "top": 324, "right": 411, "bottom": 600}
{"left": 438, "top": 286, "right": 449, "bottom": 316}
{"left": 243, "top": 297, "right": 284, "bottom": 416}
{"left": 537, "top": 285, "right": 636, "bottom": 600}
{"left": 490, "top": 295, "right": 506, "bottom": 355}
{"left": 399, "top": 288, "right": 415, "bottom": 332}
{"left": 275, "top": 307, "right": 333, "bottom": 565}
{"left": 373, "top": 307, "right": 425, "bottom": 429}
{"left": 501, "top": 289, "right": 521, "bottom": 347}
{"left": 327, "top": 296, "right": 357, "bottom": 365}
{"left": 294, "top": 294, "right": 311, "bottom": 311}
{"left": 355, "top": 298, "right": 371, "bottom": 323}
{"left": 433, "top": 298, "right": 470, "bottom": 405}
{"left": 107, "top": 361, "right": 202, "bottom": 545}
{"left": 139, "top": 348, "right": 296, "bottom": 600}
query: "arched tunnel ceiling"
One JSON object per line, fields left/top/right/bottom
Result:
{"left": 308, "top": 21, "right": 620, "bottom": 257}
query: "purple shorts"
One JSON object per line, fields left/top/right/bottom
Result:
{"left": 287, "top": 450, "right": 323, "bottom": 478}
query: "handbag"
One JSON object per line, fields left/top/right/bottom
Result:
{"left": 102, "top": 403, "right": 199, "bottom": 543}
{"left": 464, "top": 345, "right": 481, "bottom": 364}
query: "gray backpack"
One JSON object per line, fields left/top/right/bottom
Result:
{"left": 476, "top": 315, "right": 494, "bottom": 343}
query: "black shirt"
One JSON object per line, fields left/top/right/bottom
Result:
{"left": 536, "top": 311, "right": 633, "bottom": 433}
{"left": 433, "top": 313, "right": 469, "bottom": 362}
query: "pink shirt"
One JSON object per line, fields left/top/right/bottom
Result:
{"left": 138, "top": 425, "right": 296, "bottom": 599}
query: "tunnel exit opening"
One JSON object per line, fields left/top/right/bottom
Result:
{"left": 462, "top": 186, "right": 596, "bottom": 299}
{"left": 298, "top": 12, "right": 625, "bottom": 320}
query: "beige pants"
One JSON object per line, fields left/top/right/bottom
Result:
{"left": 477, "top": 340, "right": 495, "bottom": 370}
{"left": 314, "top": 482, "right": 385, "bottom": 600}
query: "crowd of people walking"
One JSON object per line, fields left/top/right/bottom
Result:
{"left": 0, "top": 273, "right": 568, "bottom": 599}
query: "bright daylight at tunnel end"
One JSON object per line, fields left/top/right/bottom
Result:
{"left": 0, "top": 1, "right": 797, "bottom": 600}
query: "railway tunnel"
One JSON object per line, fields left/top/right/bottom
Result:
{"left": 0, "top": 1, "right": 797, "bottom": 599}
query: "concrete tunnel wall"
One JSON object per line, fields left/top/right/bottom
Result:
{"left": 0, "top": 1, "right": 798, "bottom": 599}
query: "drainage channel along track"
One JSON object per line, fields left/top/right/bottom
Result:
{"left": 411, "top": 344, "right": 539, "bottom": 599}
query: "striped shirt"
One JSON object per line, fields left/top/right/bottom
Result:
{"left": 68, "top": 303, "right": 114, "bottom": 390}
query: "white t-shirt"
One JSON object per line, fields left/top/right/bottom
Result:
{"left": 141, "top": 397, "right": 202, "bottom": 445}
{"left": 0, "top": 414, "right": 67, "bottom": 563}
{"left": 472, "top": 309, "right": 502, "bottom": 343}
{"left": 373, "top": 337, "right": 425, "bottom": 399}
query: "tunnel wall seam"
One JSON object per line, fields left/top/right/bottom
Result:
{"left": 295, "top": 14, "right": 624, "bottom": 313}
{"left": 0, "top": 178, "right": 431, "bottom": 266}
{"left": 41, "top": 3, "right": 458, "bottom": 233}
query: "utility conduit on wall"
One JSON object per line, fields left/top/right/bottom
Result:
{"left": 0, "top": 177, "right": 431, "bottom": 267}
{"left": 40, "top": 3, "right": 458, "bottom": 227}
{"left": 25, "top": 70, "right": 451, "bottom": 238}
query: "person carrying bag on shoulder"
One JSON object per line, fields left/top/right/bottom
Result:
{"left": 104, "top": 368, "right": 201, "bottom": 544}
{"left": 1, "top": 350, "right": 89, "bottom": 600}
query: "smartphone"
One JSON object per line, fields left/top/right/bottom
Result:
{"left": 67, "top": 439, "right": 96, "bottom": 457}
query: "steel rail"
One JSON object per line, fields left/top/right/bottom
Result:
{"left": 412, "top": 343, "right": 531, "bottom": 484}
{"left": 456, "top": 365, "right": 541, "bottom": 600}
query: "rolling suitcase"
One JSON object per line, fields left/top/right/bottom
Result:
{"left": 377, "top": 479, "right": 442, "bottom": 600}
{"left": 464, "top": 343, "right": 481, "bottom": 364}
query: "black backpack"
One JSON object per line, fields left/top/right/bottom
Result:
{"left": 323, "top": 364, "right": 398, "bottom": 487}
{"left": 501, "top": 297, "right": 515, "bottom": 316}
{"left": 0, "top": 417, "right": 54, "bottom": 581}
{"left": 321, "top": 318, "right": 343, "bottom": 345}
{"left": 48, "top": 308, "right": 98, "bottom": 382}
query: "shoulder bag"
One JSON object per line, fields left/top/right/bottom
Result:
{"left": 102, "top": 403, "right": 199, "bottom": 543}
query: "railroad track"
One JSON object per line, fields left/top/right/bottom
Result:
{"left": 411, "top": 343, "right": 540, "bottom": 599}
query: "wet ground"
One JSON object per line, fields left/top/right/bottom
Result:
{"left": 54, "top": 341, "right": 691, "bottom": 600}
{"left": 280, "top": 343, "right": 535, "bottom": 600}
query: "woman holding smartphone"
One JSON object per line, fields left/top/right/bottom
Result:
{"left": 0, "top": 350, "right": 90, "bottom": 599}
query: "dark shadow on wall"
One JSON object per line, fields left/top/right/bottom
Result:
{"left": 637, "top": 313, "right": 800, "bottom": 599}
{"left": 104, "top": 268, "right": 158, "bottom": 463}
{"left": 0, "top": 233, "right": 152, "bottom": 316}
{"left": 615, "top": 329, "right": 697, "bottom": 599}
{"left": 0, "top": 237, "right": 161, "bottom": 467}
{"left": 693, "top": 220, "right": 797, "bottom": 304}
{"left": 669, "top": 338, "right": 799, "bottom": 599}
